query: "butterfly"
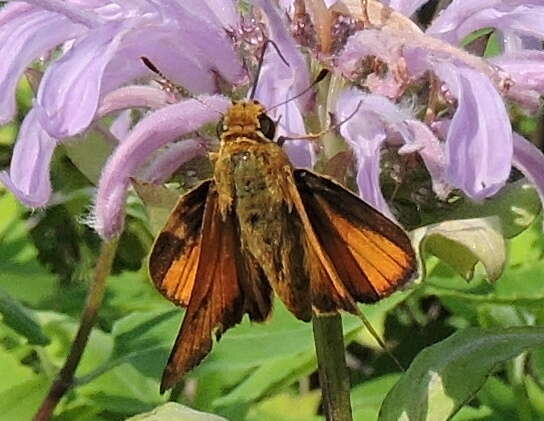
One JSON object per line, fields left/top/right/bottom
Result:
{"left": 147, "top": 98, "right": 417, "bottom": 392}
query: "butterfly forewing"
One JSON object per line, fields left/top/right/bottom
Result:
{"left": 160, "top": 186, "right": 245, "bottom": 392}
{"left": 149, "top": 180, "right": 211, "bottom": 307}
{"left": 294, "top": 170, "right": 416, "bottom": 305}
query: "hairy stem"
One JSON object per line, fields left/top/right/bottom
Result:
{"left": 312, "top": 313, "right": 353, "bottom": 421}
{"left": 33, "top": 238, "right": 119, "bottom": 421}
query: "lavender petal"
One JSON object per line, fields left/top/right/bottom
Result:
{"left": 139, "top": 138, "right": 207, "bottom": 184}
{"left": 491, "top": 50, "right": 544, "bottom": 94}
{"left": 512, "top": 132, "right": 544, "bottom": 208}
{"left": 428, "top": 1, "right": 544, "bottom": 45}
{"left": 97, "top": 85, "right": 174, "bottom": 117}
{"left": 94, "top": 95, "right": 229, "bottom": 238}
{"left": 434, "top": 62, "right": 512, "bottom": 199}
{"left": 0, "top": 109, "right": 56, "bottom": 207}
{"left": 386, "top": 0, "right": 430, "bottom": 16}
{"left": 36, "top": 21, "right": 127, "bottom": 138}
{"left": 151, "top": 0, "right": 245, "bottom": 85}
{"left": 0, "top": 7, "right": 84, "bottom": 124}
{"left": 336, "top": 89, "right": 395, "bottom": 219}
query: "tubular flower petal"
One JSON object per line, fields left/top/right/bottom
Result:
{"left": 0, "top": 110, "right": 56, "bottom": 207}
{"left": 94, "top": 95, "right": 229, "bottom": 238}
{"left": 139, "top": 139, "right": 207, "bottom": 184}
{"left": 97, "top": 85, "right": 175, "bottom": 117}
{"left": 428, "top": 0, "right": 544, "bottom": 45}
{"left": 36, "top": 21, "right": 128, "bottom": 138}
{"left": 336, "top": 89, "right": 394, "bottom": 219}
{"left": 253, "top": 0, "right": 315, "bottom": 167}
{"left": 512, "top": 133, "right": 544, "bottom": 208}
{"left": 491, "top": 50, "right": 544, "bottom": 95}
{"left": 0, "top": 4, "right": 84, "bottom": 124}
{"left": 385, "top": 0, "right": 430, "bottom": 17}
{"left": 433, "top": 62, "right": 513, "bottom": 199}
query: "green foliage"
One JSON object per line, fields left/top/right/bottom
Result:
{"left": 2, "top": 74, "right": 544, "bottom": 421}
{"left": 126, "top": 403, "right": 228, "bottom": 421}
{"left": 2, "top": 169, "right": 544, "bottom": 421}
{"left": 380, "top": 327, "right": 544, "bottom": 421}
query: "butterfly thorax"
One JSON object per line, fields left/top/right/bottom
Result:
{"left": 215, "top": 100, "right": 290, "bottom": 217}
{"left": 214, "top": 137, "right": 295, "bottom": 224}
{"left": 220, "top": 100, "right": 275, "bottom": 143}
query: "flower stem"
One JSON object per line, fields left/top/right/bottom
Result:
{"left": 33, "top": 238, "right": 119, "bottom": 421}
{"left": 312, "top": 313, "right": 353, "bottom": 421}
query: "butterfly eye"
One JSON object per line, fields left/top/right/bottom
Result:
{"left": 258, "top": 113, "right": 276, "bottom": 140}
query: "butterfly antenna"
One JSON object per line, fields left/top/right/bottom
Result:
{"left": 140, "top": 57, "right": 223, "bottom": 117}
{"left": 141, "top": 57, "right": 189, "bottom": 97}
{"left": 276, "top": 99, "right": 361, "bottom": 145}
{"left": 266, "top": 69, "right": 329, "bottom": 113}
{"left": 250, "top": 39, "right": 290, "bottom": 100}
{"left": 356, "top": 309, "right": 404, "bottom": 371}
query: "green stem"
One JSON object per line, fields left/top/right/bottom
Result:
{"left": 312, "top": 313, "right": 353, "bottom": 421}
{"left": 33, "top": 238, "right": 119, "bottom": 421}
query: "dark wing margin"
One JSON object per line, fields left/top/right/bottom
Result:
{"left": 294, "top": 169, "right": 417, "bottom": 306}
{"left": 148, "top": 180, "right": 211, "bottom": 307}
{"left": 160, "top": 186, "right": 246, "bottom": 392}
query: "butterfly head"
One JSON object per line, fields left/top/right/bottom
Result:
{"left": 218, "top": 100, "right": 276, "bottom": 143}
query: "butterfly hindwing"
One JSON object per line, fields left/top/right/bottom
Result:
{"left": 294, "top": 170, "right": 417, "bottom": 307}
{"left": 160, "top": 185, "right": 246, "bottom": 392}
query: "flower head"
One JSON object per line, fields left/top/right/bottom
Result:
{"left": 1, "top": 0, "right": 543, "bottom": 238}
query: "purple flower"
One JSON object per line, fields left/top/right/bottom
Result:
{"left": 252, "top": 0, "right": 315, "bottom": 168}
{"left": 330, "top": 0, "right": 544, "bottom": 215}
{"left": 0, "top": 0, "right": 314, "bottom": 238}
{"left": 0, "top": 109, "right": 56, "bottom": 207}
{"left": 94, "top": 95, "right": 229, "bottom": 238}
{"left": 0, "top": 0, "right": 247, "bottom": 236}
{"left": 336, "top": 88, "right": 448, "bottom": 218}
{"left": 2, "top": 0, "right": 544, "bottom": 240}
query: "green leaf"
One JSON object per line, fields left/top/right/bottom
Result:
{"left": 413, "top": 217, "right": 505, "bottom": 281}
{"left": 131, "top": 180, "right": 179, "bottom": 235}
{"left": 450, "top": 405, "right": 494, "bottom": 420}
{"left": 476, "top": 376, "right": 516, "bottom": 418}
{"left": 356, "top": 289, "right": 413, "bottom": 348}
{"left": 38, "top": 311, "right": 113, "bottom": 375}
{"left": 0, "top": 288, "right": 49, "bottom": 345}
{"left": 424, "top": 260, "right": 544, "bottom": 310}
{"left": 79, "top": 362, "right": 164, "bottom": 415}
{"left": 351, "top": 374, "right": 401, "bottom": 421}
{"left": 78, "top": 310, "right": 179, "bottom": 385}
{"left": 212, "top": 353, "right": 315, "bottom": 408}
{"left": 245, "top": 392, "right": 322, "bottom": 421}
{"left": 0, "top": 345, "right": 36, "bottom": 394}
{"left": 105, "top": 270, "right": 172, "bottom": 314}
{"left": 213, "top": 293, "right": 409, "bottom": 409}
{"left": 63, "top": 131, "right": 113, "bottom": 184}
{"left": 525, "top": 376, "right": 544, "bottom": 416}
{"left": 447, "top": 179, "right": 541, "bottom": 239}
{"left": 85, "top": 294, "right": 408, "bottom": 412}
{"left": 508, "top": 221, "right": 544, "bottom": 267}
{"left": 379, "top": 326, "right": 544, "bottom": 421}
{"left": 126, "top": 402, "right": 228, "bottom": 421}
{"left": 0, "top": 375, "right": 49, "bottom": 421}
{"left": 0, "top": 194, "right": 57, "bottom": 305}
{"left": 461, "top": 28, "right": 494, "bottom": 47}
